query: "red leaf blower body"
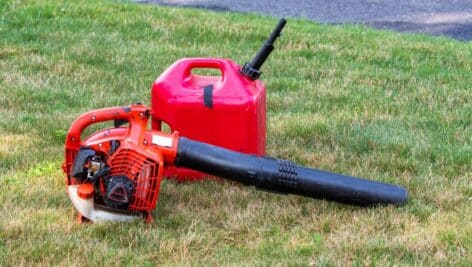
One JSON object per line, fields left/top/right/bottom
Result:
{"left": 63, "top": 19, "right": 407, "bottom": 223}
{"left": 63, "top": 104, "right": 407, "bottom": 222}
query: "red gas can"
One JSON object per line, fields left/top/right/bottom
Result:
{"left": 151, "top": 58, "right": 266, "bottom": 180}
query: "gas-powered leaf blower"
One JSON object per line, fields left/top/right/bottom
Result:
{"left": 62, "top": 19, "right": 407, "bottom": 223}
{"left": 63, "top": 104, "right": 407, "bottom": 222}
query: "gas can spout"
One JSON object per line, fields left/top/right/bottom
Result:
{"left": 241, "top": 18, "right": 287, "bottom": 80}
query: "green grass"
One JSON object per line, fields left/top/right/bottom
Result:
{"left": 1, "top": 0, "right": 471, "bottom": 265}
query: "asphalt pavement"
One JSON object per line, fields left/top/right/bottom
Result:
{"left": 139, "top": 0, "right": 472, "bottom": 41}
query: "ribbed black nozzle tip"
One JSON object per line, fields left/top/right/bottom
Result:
{"left": 241, "top": 62, "right": 261, "bottom": 80}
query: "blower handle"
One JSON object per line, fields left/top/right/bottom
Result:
{"left": 65, "top": 104, "right": 149, "bottom": 150}
{"left": 241, "top": 18, "right": 287, "bottom": 80}
{"left": 174, "top": 137, "right": 408, "bottom": 206}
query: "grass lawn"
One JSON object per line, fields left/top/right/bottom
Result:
{"left": 0, "top": 0, "right": 471, "bottom": 265}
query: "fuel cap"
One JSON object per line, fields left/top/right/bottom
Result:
{"left": 77, "top": 183, "right": 94, "bottom": 199}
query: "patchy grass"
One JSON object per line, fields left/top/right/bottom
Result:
{"left": 0, "top": 0, "right": 471, "bottom": 265}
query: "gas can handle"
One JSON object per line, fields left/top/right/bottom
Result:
{"left": 179, "top": 58, "right": 238, "bottom": 83}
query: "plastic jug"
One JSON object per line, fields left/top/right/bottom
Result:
{"left": 151, "top": 18, "right": 287, "bottom": 180}
{"left": 151, "top": 58, "right": 266, "bottom": 180}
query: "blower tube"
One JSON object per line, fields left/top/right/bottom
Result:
{"left": 174, "top": 137, "right": 408, "bottom": 206}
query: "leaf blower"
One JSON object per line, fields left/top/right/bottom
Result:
{"left": 63, "top": 103, "right": 407, "bottom": 222}
{"left": 62, "top": 19, "right": 407, "bottom": 223}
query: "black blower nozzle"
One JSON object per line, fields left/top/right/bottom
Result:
{"left": 241, "top": 18, "right": 287, "bottom": 80}
{"left": 175, "top": 137, "right": 408, "bottom": 206}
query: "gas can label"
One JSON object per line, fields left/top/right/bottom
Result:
{"left": 152, "top": 135, "right": 173, "bottom": 147}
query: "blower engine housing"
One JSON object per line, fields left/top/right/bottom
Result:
{"left": 63, "top": 104, "right": 179, "bottom": 222}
